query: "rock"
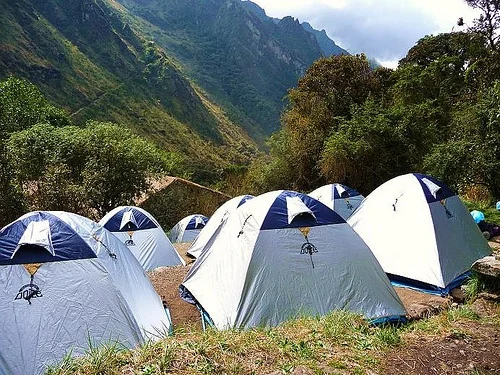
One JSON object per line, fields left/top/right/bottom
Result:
{"left": 406, "top": 296, "right": 451, "bottom": 320}
{"left": 450, "top": 287, "right": 466, "bottom": 303}
{"left": 396, "top": 287, "right": 451, "bottom": 320}
{"left": 471, "top": 298, "right": 497, "bottom": 318}
{"left": 488, "top": 239, "right": 500, "bottom": 253}
{"left": 472, "top": 256, "right": 500, "bottom": 278}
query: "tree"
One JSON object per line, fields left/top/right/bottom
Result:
{"left": 0, "top": 76, "right": 70, "bottom": 224}
{"left": 0, "top": 76, "right": 70, "bottom": 137}
{"left": 243, "top": 130, "right": 296, "bottom": 194}
{"left": 6, "top": 122, "right": 182, "bottom": 218}
{"left": 319, "top": 98, "right": 410, "bottom": 194}
{"left": 424, "top": 80, "right": 500, "bottom": 198}
{"left": 465, "top": 0, "right": 500, "bottom": 50}
{"left": 392, "top": 31, "right": 496, "bottom": 172}
{"left": 0, "top": 141, "right": 27, "bottom": 226}
{"left": 278, "top": 54, "right": 390, "bottom": 191}
{"left": 79, "top": 121, "right": 170, "bottom": 217}
{"left": 395, "top": 32, "right": 489, "bottom": 105}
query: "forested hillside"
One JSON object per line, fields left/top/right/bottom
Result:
{"left": 1, "top": 0, "right": 499, "bottom": 227}
{"left": 0, "top": 0, "right": 344, "bottom": 168}
{"left": 0, "top": 0, "right": 263, "bottom": 182}
{"left": 238, "top": 0, "right": 500, "bottom": 201}
{"left": 111, "top": 0, "right": 338, "bottom": 135}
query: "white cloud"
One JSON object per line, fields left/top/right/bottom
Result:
{"left": 249, "top": 0, "right": 480, "bottom": 68}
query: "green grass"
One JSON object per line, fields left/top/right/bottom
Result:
{"left": 463, "top": 272, "right": 500, "bottom": 301}
{"left": 463, "top": 199, "right": 500, "bottom": 224}
{"left": 402, "top": 304, "right": 480, "bottom": 337}
{"left": 45, "top": 300, "right": 500, "bottom": 375}
{"left": 46, "top": 311, "right": 400, "bottom": 375}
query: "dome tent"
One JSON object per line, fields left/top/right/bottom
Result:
{"left": 187, "top": 195, "right": 254, "bottom": 259}
{"left": 308, "top": 183, "right": 364, "bottom": 220}
{"left": 180, "top": 190, "right": 406, "bottom": 330}
{"left": 169, "top": 214, "right": 208, "bottom": 243}
{"left": 347, "top": 173, "right": 492, "bottom": 294}
{"left": 99, "top": 206, "right": 185, "bottom": 271}
{"left": 0, "top": 211, "right": 172, "bottom": 375}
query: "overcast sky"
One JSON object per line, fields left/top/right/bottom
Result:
{"left": 248, "top": 0, "right": 480, "bottom": 68}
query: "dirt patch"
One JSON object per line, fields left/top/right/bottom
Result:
{"left": 147, "top": 243, "right": 200, "bottom": 331}
{"left": 382, "top": 317, "right": 500, "bottom": 374}
{"left": 148, "top": 264, "right": 201, "bottom": 331}
{"left": 175, "top": 242, "right": 196, "bottom": 266}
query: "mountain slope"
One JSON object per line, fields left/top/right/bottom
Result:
{"left": 0, "top": 0, "right": 261, "bottom": 182}
{"left": 301, "top": 21, "right": 349, "bottom": 57}
{"left": 0, "top": 0, "right": 349, "bottom": 182}
{"left": 241, "top": 1, "right": 349, "bottom": 58}
{"left": 113, "top": 0, "right": 336, "bottom": 133}
{"left": 0, "top": 0, "right": 222, "bottom": 140}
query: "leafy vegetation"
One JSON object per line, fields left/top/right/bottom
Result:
{"left": 0, "top": 77, "right": 183, "bottom": 225}
{"left": 0, "top": 76, "right": 70, "bottom": 135}
{"left": 242, "top": 1, "right": 500, "bottom": 201}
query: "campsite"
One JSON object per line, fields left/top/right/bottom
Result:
{"left": 0, "top": 175, "right": 499, "bottom": 374}
{"left": 1, "top": 0, "right": 500, "bottom": 373}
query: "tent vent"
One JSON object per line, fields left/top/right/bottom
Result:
{"left": 336, "top": 185, "right": 349, "bottom": 198}
{"left": 11, "top": 220, "right": 55, "bottom": 259}
{"left": 120, "top": 210, "right": 138, "bottom": 231}
{"left": 194, "top": 216, "right": 206, "bottom": 229}
{"left": 421, "top": 178, "right": 442, "bottom": 198}
{"left": 286, "top": 197, "right": 316, "bottom": 224}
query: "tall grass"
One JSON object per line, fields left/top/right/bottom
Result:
{"left": 46, "top": 301, "right": 500, "bottom": 375}
{"left": 46, "top": 311, "right": 404, "bottom": 375}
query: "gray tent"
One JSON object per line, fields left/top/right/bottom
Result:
{"left": 181, "top": 190, "right": 406, "bottom": 329}
{"left": 348, "top": 173, "right": 492, "bottom": 294}
{"left": 0, "top": 211, "right": 171, "bottom": 375}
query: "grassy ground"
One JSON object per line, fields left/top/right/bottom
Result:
{"left": 45, "top": 300, "right": 499, "bottom": 375}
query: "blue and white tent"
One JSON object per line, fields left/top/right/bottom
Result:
{"left": 180, "top": 190, "right": 406, "bottom": 330}
{"left": 347, "top": 173, "right": 492, "bottom": 294}
{"left": 187, "top": 195, "right": 254, "bottom": 259}
{"left": 0, "top": 211, "right": 172, "bottom": 375}
{"left": 99, "top": 206, "right": 185, "bottom": 271}
{"left": 169, "top": 214, "right": 208, "bottom": 243}
{"left": 309, "top": 183, "right": 364, "bottom": 220}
